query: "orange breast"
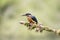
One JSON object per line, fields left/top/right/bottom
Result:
{"left": 27, "top": 17, "right": 34, "bottom": 23}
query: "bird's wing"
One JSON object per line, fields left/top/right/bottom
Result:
{"left": 31, "top": 16, "right": 38, "bottom": 24}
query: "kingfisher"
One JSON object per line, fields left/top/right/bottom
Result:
{"left": 22, "top": 13, "right": 38, "bottom": 29}
{"left": 22, "top": 13, "right": 38, "bottom": 24}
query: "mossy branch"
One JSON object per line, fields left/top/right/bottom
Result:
{"left": 20, "top": 21, "right": 60, "bottom": 35}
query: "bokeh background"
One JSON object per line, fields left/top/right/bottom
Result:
{"left": 0, "top": 0, "right": 60, "bottom": 40}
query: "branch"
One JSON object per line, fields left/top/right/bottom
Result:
{"left": 19, "top": 21, "right": 60, "bottom": 35}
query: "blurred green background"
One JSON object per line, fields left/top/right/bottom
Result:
{"left": 0, "top": 0, "right": 60, "bottom": 40}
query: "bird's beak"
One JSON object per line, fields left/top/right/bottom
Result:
{"left": 22, "top": 14, "right": 26, "bottom": 16}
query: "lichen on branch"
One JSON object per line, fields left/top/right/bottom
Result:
{"left": 20, "top": 21, "right": 60, "bottom": 35}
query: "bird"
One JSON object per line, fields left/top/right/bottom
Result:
{"left": 22, "top": 13, "right": 38, "bottom": 29}
{"left": 22, "top": 13, "right": 38, "bottom": 24}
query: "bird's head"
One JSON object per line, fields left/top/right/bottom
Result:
{"left": 22, "top": 13, "right": 32, "bottom": 17}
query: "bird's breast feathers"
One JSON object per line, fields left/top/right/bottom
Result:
{"left": 27, "top": 17, "right": 35, "bottom": 23}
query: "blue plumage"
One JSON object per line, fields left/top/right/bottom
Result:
{"left": 31, "top": 16, "right": 38, "bottom": 24}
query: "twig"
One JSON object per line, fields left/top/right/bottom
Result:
{"left": 19, "top": 21, "right": 60, "bottom": 35}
